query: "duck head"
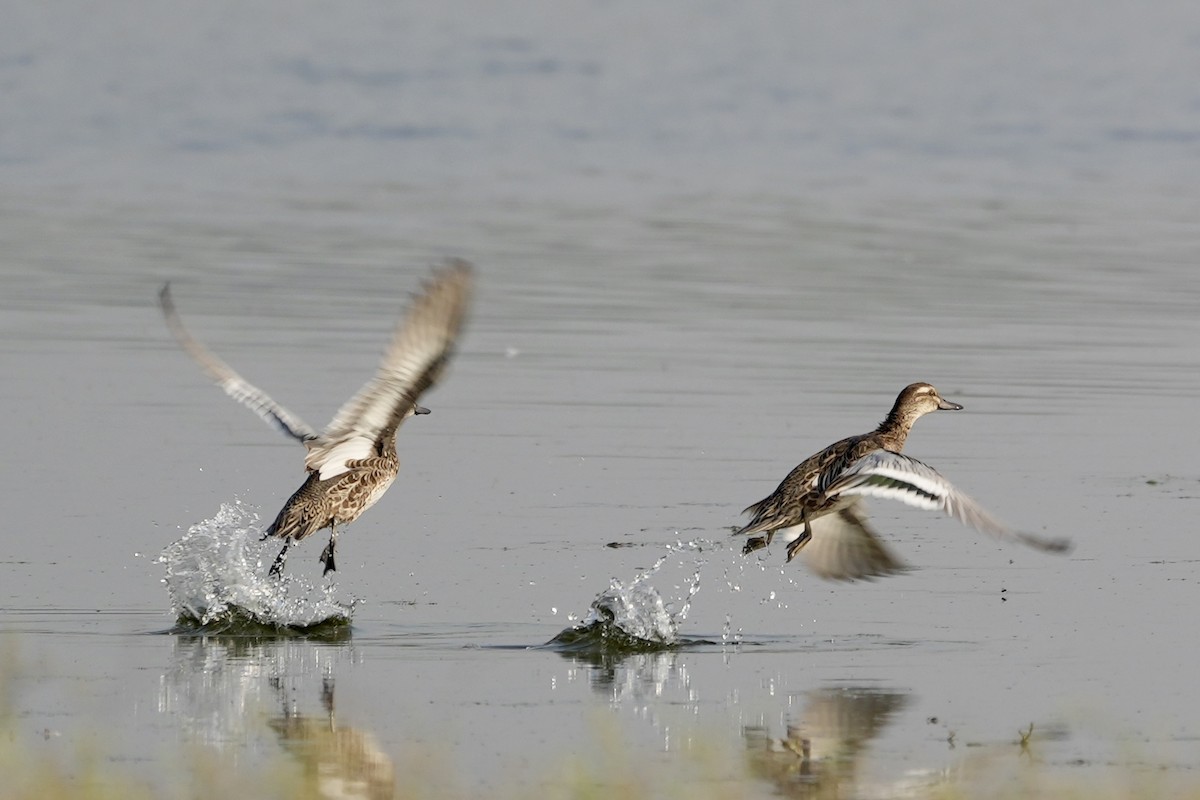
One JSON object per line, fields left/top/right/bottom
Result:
{"left": 893, "top": 382, "right": 962, "bottom": 419}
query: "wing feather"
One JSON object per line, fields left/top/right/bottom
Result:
{"left": 826, "top": 451, "right": 1072, "bottom": 553}
{"left": 800, "top": 501, "right": 908, "bottom": 580}
{"left": 306, "top": 260, "right": 473, "bottom": 473}
{"left": 158, "top": 283, "right": 319, "bottom": 444}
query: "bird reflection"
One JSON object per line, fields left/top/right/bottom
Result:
{"left": 560, "top": 649, "right": 692, "bottom": 708}
{"left": 269, "top": 677, "right": 396, "bottom": 800}
{"left": 743, "top": 687, "right": 908, "bottom": 799}
{"left": 159, "top": 633, "right": 377, "bottom": 796}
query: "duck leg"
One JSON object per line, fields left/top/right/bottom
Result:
{"left": 320, "top": 526, "right": 339, "bottom": 575}
{"left": 785, "top": 518, "right": 814, "bottom": 562}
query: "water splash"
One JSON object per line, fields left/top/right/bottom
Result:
{"left": 545, "top": 537, "right": 713, "bottom": 653}
{"left": 158, "top": 500, "right": 358, "bottom": 632}
{"left": 722, "top": 612, "right": 743, "bottom": 646}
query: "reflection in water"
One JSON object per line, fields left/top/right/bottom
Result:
{"left": 158, "top": 634, "right": 357, "bottom": 748}
{"left": 561, "top": 648, "right": 694, "bottom": 709}
{"left": 555, "top": 646, "right": 703, "bottom": 763}
{"left": 160, "top": 635, "right": 395, "bottom": 798}
{"left": 743, "top": 687, "right": 909, "bottom": 798}
{"left": 269, "top": 678, "right": 396, "bottom": 800}
{"left": 543, "top": 541, "right": 717, "bottom": 755}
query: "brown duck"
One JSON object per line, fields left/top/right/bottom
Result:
{"left": 736, "top": 383, "right": 1070, "bottom": 580}
{"left": 160, "top": 260, "right": 473, "bottom": 576}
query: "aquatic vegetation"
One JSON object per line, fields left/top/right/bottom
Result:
{"left": 547, "top": 578, "right": 682, "bottom": 653}
{"left": 546, "top": 539, "right": 712, "bottom": 654}
{"left": 168, "top": 606, "right": 352, "bottom": 641}
{"left": 1, "top": 639, "right": 1197, "bottom": 800}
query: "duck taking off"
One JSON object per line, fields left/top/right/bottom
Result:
{"left": 160, "top": 260, "right": 474, "bottom": 576}
{"left": 735, "top": 383, "right": 1070, "bottom": 580}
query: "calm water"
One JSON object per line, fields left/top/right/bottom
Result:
{"left": 3, "top": 2, "right": 1200, "bottom": 796}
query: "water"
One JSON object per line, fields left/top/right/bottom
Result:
{"left": 4, "top": 2, "right": 1200, "bottom": 797}
{"left": 546, "top": 541, "right": 711, "bottom": 651}
{"left": 159, "top": 500, "right": 357, "bottom": 631}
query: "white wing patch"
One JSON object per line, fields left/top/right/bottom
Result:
{"left": 827, "top": 451, "right": 1071, "bottom": 553}
{"left": 829, "top": 452, "right": 953, "bottom": 513}
{"left": 310, "top": 436, "right": 375, "bottom": 480}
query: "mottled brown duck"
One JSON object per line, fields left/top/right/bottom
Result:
{"left": 736, "top": 383, "right": 1070, "bottom": 580}
{"left": 160, "top": 260, "right": 473, "bottom": 576}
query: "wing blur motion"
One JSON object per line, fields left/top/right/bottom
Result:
{"left": 158, "top": 283, "right": 319, "bottom": 445}
{"left": 304, "top": 259, "right": 474, "bottom": 479}
{"left": 799, "top": 502, "right": 908, "bottom": 580}
{"left": 826, "top": 450, "right": 1072, "bottom": 554}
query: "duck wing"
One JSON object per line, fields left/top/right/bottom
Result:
{"left": 306, "top": 260, "right": 473, "bottom": 479}
{"left": 798, "top": 500, "right": 908, "bottom": 580}
{"left": 789, "top": 688, "right": 909, "bottom": 762}
{"left": 825, "top": 451, "right": 1072, "bottom": 553}
{"left": 159, "top": 283, "right": 319, "bottom": 445}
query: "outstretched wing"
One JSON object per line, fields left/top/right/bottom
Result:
{"left": 306, "top": 260, "right": 473, "bottom": 478}
{"left": 825, "top": 450, "right": 1072, "bottom": 553}
{"left": 800, "top": 501, "right": 908, "bottom": 580}
{"left": 159, "top": 283, "right": 319, "bottom": 444}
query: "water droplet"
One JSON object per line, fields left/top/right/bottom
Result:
{"left": 159, "top": 501, "right": 356, "bottom": 628}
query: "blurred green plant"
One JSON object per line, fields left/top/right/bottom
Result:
{"left": 2, "top": 636, "right": 1198, "bottom": 800}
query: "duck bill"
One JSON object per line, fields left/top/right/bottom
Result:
{"left": 937, "top": 398, "right": 963, "bottom": 411}
{"left": 414, "top": 405, "right": 432, "bottom": 416}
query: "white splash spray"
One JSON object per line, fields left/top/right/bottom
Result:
{"left": 158, "top": 500, "right": 358, "bottom": 630}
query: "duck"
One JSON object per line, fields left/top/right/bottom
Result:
{"left": 735, "top": 383, "right": 1070, "bottom": 580}
{"left": 159, "top": 260, "right": 473, "bottom": 576}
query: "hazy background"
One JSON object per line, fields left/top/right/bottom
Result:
{"left": 3, "top": 2, "right": 1199, "bottom": 795}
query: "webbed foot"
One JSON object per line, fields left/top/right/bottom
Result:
{"left": 320, "top": 540, "right": 337, "bottom": 575}
{"left": 269, "top": 543, "right": 290, "bottom": 577}
{"left": 742, "top": 536, "right": 768, "bottom": 556}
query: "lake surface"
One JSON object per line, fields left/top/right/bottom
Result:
{"left": 3, "top": 2, "right": 1200, "bottom": 797}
